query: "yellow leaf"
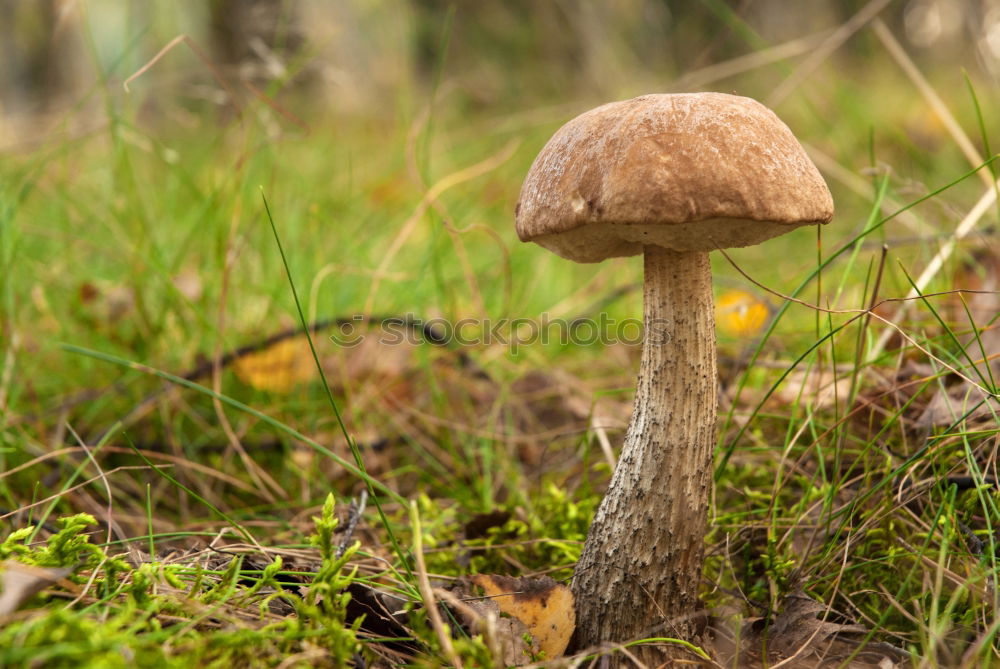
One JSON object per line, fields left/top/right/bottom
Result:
{"left": 471, "top": 574, "right": 575, "bottom": 659}
{"left": 233, "top": 336, "right": 318, "bottom": 393}
{"left": 716, "top": 289, "right": 770, "bottom": 337}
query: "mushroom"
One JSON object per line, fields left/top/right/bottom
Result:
{"left": 515, "top": 93, "right": 833, "bottom": 657}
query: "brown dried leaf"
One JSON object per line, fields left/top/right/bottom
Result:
{"left": 172, "top": 268, "right": 204, "bottom": 302}
{"left": 774, "top": 368, "right": 851, "bottom": 410}
{"left": 915, "top": 245, "right": 1000, "bottom": 428}
{"left": 0, "top": 560, "right": 72, "bottom": 615}
{"left": 765, "top": 592, "right": 866, "bottom": 658}
{"left": 916, "top": 379, "right": 996, "bottom": 428}
{"left": 74, "top": 281, "right": 135, "bottom": 322}
{"left": 731, "top": 591, "right": 909, "bottom": 667}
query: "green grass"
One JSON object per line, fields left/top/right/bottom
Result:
{"left": 3, "top": 5, "right": 1000, "bottom": 667}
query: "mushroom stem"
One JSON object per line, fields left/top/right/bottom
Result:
{"left": 571, "top": 244, "right": 717, "bottom": 656}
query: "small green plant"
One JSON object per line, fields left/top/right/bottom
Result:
{"left": 279, "top": 493, "right": 365, "bottom": 666}
{"left": 4, "top": 514, "right": 99, "bottom": 567}
{"left": 417, "top": 482, "right": 595, "bottom": 578}
{"left": 2, "top": 514, "right": 130, "bottom": 594}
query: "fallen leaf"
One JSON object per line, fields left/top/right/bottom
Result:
{"left": 470, "top": 574, "right": 575, "bottom": 660}
{"left": 172, "top": 268, "right": 203, "bottom": 302}
{"left": 104, "top": 284, "right": 136, "bottom": 321}
{"left": 916, "top": 245, "right": 1000, "bottom": 428}
{"left": 459, "top": 595, "right": 535, "bottom": 666}
{"left": 0, "top": 560, "right": 72, "bottom": 615}
{"left": 338, "top": 331, "right": 419, "bottom": 392}
{"left": 233, "top": 336, "right": 318, "bottom": 392}
{"left": 774, "top": 368, "right": 851, "bottom": 410}
{"left": 728, "top": 591, "right": 909, "bottom": 667}
{"left": 916, "top": 379, "right": 996, "bottom": 428}
{"left": 78, "top": 281, "right": 99, "bottom": 304}
{"left": 905, "top": 105, "right": 948, "bottom": 151}
{"left": 508, "top": 369, "right": 628, "bottom": 469}
{"left": 765, "top": 592, "right": 866, "bottom": 658}
{"left": 73, "top": 280, "right": 135, "bottom": 323}
{"left": 716, "top": 288, "right": 770, "bottom": 337}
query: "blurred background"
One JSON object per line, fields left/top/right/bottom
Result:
{"left": 3, "top": 0, "right": 1000, "bottom": 137}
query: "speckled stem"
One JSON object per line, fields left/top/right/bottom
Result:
{"left": 570, "top": 245, "right": 717, "bottom": 661}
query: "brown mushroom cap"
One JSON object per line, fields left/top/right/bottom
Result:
{"left": 515, "top": 92, "right": 834, "bottom": 263}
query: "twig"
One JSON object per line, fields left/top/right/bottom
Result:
{"left": 123, "top": 34, "right": 191, "bottom": 93}
{"left": 336, "top": 490, "right": 368, "bottom": 559}
{"left": 0, "top": 330, "right": 17, "bottom": 420}
{"left": 410, "top": 500, "right": 464, "bottom": 669}
{"left": 591, "top": 416, "right": 617, "bottom": 472}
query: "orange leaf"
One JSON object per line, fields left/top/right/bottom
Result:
{"left": 471, "top": 574, "right": 575, "bottom": 659}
